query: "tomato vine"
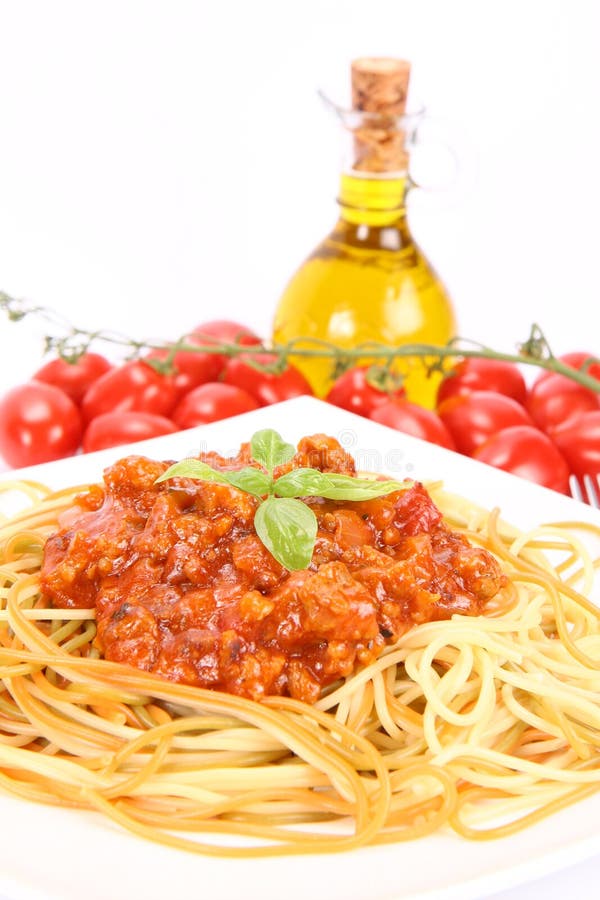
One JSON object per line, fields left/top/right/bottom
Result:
{"left": 2, "top": 290, "right": 600, "bottom": 394}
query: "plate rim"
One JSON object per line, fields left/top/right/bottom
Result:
{"left": 1, "top": 395, "right": 600, "bottom": 900}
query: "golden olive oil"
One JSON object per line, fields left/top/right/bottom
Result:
{"left": 272, "top": 173, "right": 456, "bottom": 407}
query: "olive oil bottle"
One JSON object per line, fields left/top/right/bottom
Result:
{"left": 272, "top": 58, "right": 456, "bottom": 408}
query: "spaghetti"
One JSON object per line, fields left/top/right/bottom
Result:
{"left": 1, "top": 466, "right": 600, "bottom": 856}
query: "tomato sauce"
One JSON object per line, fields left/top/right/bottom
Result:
{"left": 41, "top": 434, "right": 505, "bottom": 703}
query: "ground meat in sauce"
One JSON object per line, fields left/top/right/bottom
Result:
{"left": 40, "top": 433, "right": 506, "bottom": 703}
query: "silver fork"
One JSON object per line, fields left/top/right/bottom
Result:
{"left": 569, "top": 473, "right": 600, "bottom": 508}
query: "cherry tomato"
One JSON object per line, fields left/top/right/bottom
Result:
{"left": 552, "top": 410, "right": 600, "bottom": 477}
{"left": 326, "top": 367, "right": 405, "bottom": 418}
{"left": 145, "top": 343, "right": 223, "bottom": 400}
{"left": 533, "top": 352, "right": 600, "bottom": 385}
{"left": 437, "top": 390, "right": 534, "bottom": 456}
{"left": 472, "top": 425, "right": 571, "bottom": 494}
{"left": 81, "top": 360, "right": 179, "bottom": 424}
{"left": 171, "top": 382, "right": 259, "bottom": 429}
{"left": 145, "top": 322, "right": 260, "bottom": 397}
{"left": 192, "top": 319, "right": 261, "bottom": 345}
{"left": 437, "top": 358, "right": 527, "bottom": 406}
{"left": 0, "top": 381, "right": 83, "bottom": 467}
{"left": 82, "top": 412, "right": 178, "bottom": 453}
{"left": 222, "top": 354, "right": 313, "bottom": 406}
{"left": 191, "top": 319, "right": 262, "bottom": 371}
{"left": 370, "top": 398, "right": 456, "bottom": 450}
{"left": 33, "top": 353, "right": 112, "bottom": 405}
{"left": 525, "top": 373, "right": 599, "bottom": 433}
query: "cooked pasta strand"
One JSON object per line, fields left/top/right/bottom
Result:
{"left": 0, "top": 478, "right": 599, "bottom": 856}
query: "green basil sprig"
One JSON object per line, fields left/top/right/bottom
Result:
{"left": 156, "top": 429, "right": 407, "bottom": 571}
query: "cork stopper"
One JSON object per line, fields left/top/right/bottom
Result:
{"left": 350, "top": 57, "right": 412, "bottom": 173}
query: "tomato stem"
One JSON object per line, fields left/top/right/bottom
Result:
{"left": 2, "top": 292, "right": 600, "bottom": 395}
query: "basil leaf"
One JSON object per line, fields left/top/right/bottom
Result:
{"left": 219, "top": 467, "right": 272, "bottom": 497}
{"left": 274, "top": 468, "right": 407, "bottom": 501}
{"left": 254, "top": 496, "right": 317, "bottom": 571}
{"left": 250, "top": 429, "right": 296, "bottom": 473}
{"left": 272, "top": 468, "right": 330, "bottom": 497}
{"left": 157, "top": 461, "right": 271, "bottom": 497}
{"left": 156, "top": 459, "right": 233, "bottom": 485}
{"left": 317, "top": 474, "right": 407, "bottom": 501}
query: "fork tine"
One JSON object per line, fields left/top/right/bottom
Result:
{"left": 569, "top": 473, "right": 600, "bottom": 507}
{"left": 569, "top": 474, "right": 586, "bottom": 504}
{"left": 583, "top": 474, "right": 600, "bottom": 509}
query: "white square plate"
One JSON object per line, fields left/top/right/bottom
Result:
{"left": 1, "top": 397, "right": 600, "bottom": 900}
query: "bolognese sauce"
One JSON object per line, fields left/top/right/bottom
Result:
{"left": 41, "top": 434, "right": 505, "bottom": 703}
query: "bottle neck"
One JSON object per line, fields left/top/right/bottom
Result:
{"left": 337, "top": 173, "right": 408, "bottom": 227}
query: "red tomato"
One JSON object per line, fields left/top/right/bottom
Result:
{"left": 437, "top": 358, "right": 527, "bottom": 406}
{"left": 0, "top": 381, "right": 83, "bottom": 467}
{"left": 472, "top": 425, "right": 571, "bottom": 494}
{"left": 81, "top": 360, "right": 179, "bottom": 424}
{"left": 83, "top": 412, "right": 178, "bottom": 453}
{"left": 171, "top": 382, "right": 259, "bottom": 429}
{"left": 557, "top": 351, "right": 600, "bottom": 374}
{"left": 34, "top": 353, "right": 113, "bottom": 405}
{"left": 525, "top": 373, "right": 599, "bottom": 433}
{"left": 222, "top": 354, "right": 313, "bottom": 406}
{"left": 552, "top": 410, "right": 600, "bottom": 477}
{"left": 145, "top": 343, "right": 223, "bottom": 400}
{"left": 326, "top": 367, "right": 405, "bottom": 418}
{"left": 533, "top": 352, "right": 600, "bottom": 385}
{"left": 191, "top": 319, "right": 262, "bottom": 370}
{"left": 370, "top": 398, "right": 456, "bottom": 450}
{"left": 437, "top": 391, "right": 534, "bottom": 455}
{"left": 192, "top": 319, "right": 261, "bottom": 345}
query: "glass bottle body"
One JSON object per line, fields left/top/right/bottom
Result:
{"left": 272, "top": 175, "right": 456, "bottom": 408}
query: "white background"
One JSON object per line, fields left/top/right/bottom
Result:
{"left": 0, "top": 0, "right": 599, "bottom": 390}
{"left": 0, "top": 3, "right": 599, "bottom": 895}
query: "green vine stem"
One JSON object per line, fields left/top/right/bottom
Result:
{"left": 2, "top": 290, "right": 600, "bottom": 394}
